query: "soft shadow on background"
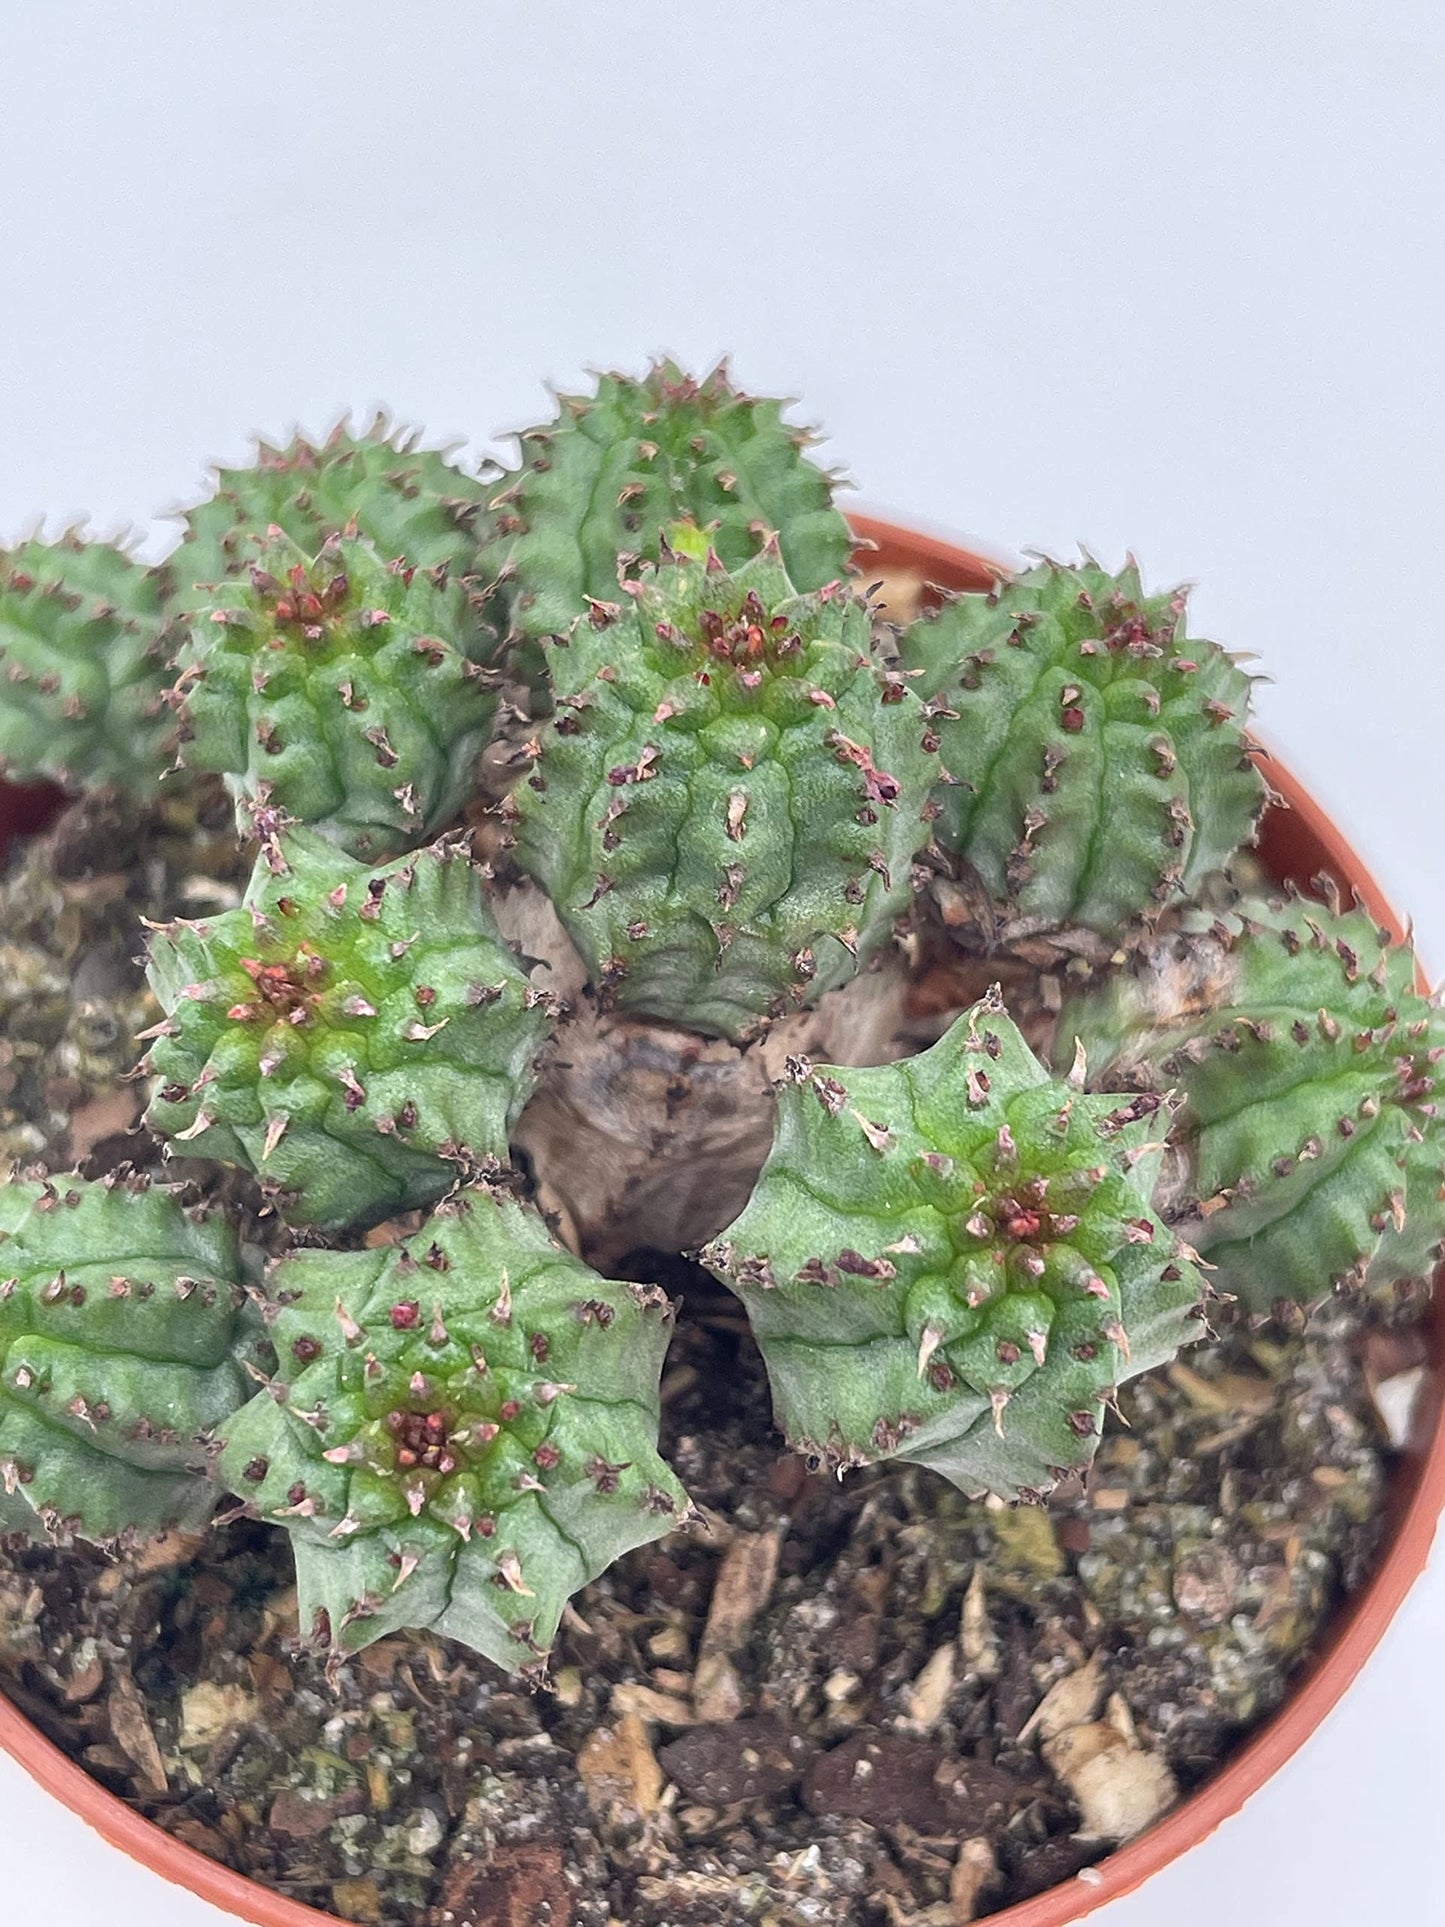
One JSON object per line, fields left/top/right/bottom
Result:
{"left": 1, "top": 4, "right": 1441, "bottom": 1922}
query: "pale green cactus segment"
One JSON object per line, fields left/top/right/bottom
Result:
{"left": 703, "top": 992, "right": 1203, "bottom": 1499}
{"left": 901, "top": 557, "right": 1265, "bottom": 939}
{"left": 0, "top": 1172, "right": 250, "bottom": 1543}
{"left": 0, "top": 534, "right": 174, "bottom": 796}
{"left": 142, "top": 829, "right": 554, "bottom": 1233}
{"left": 512, "top": 542, "right": 939, "bottom": 1040}
{"left": 169, "top": 419, "right": 492, "bottom": 620}
{"left": 481, "top": 360, "right": 852, "bottom": 677}
{"left": 173, "top": 531, "right": 499, "bottom": 861}
{"left": 218, "top": 1186, "right": 687, "bottom": 1674}
{"left": 1061, "top": 894, "right": 1445, "bottom": 1313}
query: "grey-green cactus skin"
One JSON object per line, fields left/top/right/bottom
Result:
{"left": 0, "top": 1173, "right": 251, "bottom": 1543}
{"left": 0, "top": 535, "right": 174, "bottom": 796}
{"left": 218, "top": 1186, "right": 687, "bottom": 1674}
{"left": 512, "top": 541, "right": 938, "bottom": 1040}
{"left": 1060, "top": 894, "right": 1445, "bottom": 1313}
{"left": 173, "top": 531, "right": 498, "bottom": 861}
{"left": 143, "top": 829, "right": 554, "bottom": 1233}
{"left": 168, "top": 420, "right": 492, "bottom": 620}
{"left": 704, "top": 993, "right": 1203, "bottom": 1500}
{"left": 900, "top": 558, "right": 1265, "bottom": 941}
{"left": 481, "top": 361, "right": 853, "bottom": 685}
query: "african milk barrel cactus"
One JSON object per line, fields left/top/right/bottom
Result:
{"left": 481, "top": 359, "right": 853, "bottom": 682}
{"left": 0, "top": 355, "right": 1440, "bottom": 1716}
{"left": 703, "top": 990, "right": 1205, "bottom": 1499}
{"left": 1061, "top": 891, "right": 1445, "bottom": 1314}
{"left": 218, "top": 1185, "right": 687, "bottom": 1673}
{"left": 172, "top": 530, "right": 500, "bottom": 859}
{"left": 0, "top": 1172, "right": 253, "bottom": 1543}
{"left": 0, "top": 534, "right": 174, "bottom": 795}
{"left": 142, "top": 827, "right": 554, "bottom": 1231}
{"left": 510, "top": 534, "right": 938, "bottom": 1040}
{"left": 901, "top": 556, "right": 1267, "bottom": 946}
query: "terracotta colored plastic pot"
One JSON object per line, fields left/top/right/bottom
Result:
{"left": 0, "top": 514, "right": 1440, "bottom": 1927}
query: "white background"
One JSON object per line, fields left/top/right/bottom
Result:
{"left": 1, "top": 5, "right": 1442, "bottom": 1923}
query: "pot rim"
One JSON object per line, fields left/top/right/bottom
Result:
{"left": 0, "top": 511, "right": 1439, "bottom": 1927}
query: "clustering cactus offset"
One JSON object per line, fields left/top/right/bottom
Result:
{"left": 511, "top": 537, "right": 939, "bottom": 1039}
{"left": 0, "top": 534, "right": 173, "bottom": 795}
{"left": 172, "top": 531, "right": 500, "bottom": 859}
{"left": 169, "top": 419, "right": 491, "bottom": 620}
{"left": 142, "top": 829, "right": 553, "bottom": 1232}
{"left": 0, "top": 357, "right": 1438, "bottom": 1736}
{"left": 0, "top": 1173, "right": 252, "bottom": 1543}
{"left": 901, "top": 557, "right": 1266, "bottom": 943}
{"left": 1061, "top": 892, "right": 1445, "bottom": 1314}
{"left": 218, "top": 1185, "right": 687, "bottom": 1672}
{"left": 482, "top": 360, "right": 852, "bottom": 679}
{"left": 703, "top": 992, "right": 1204, "bottom": 1499}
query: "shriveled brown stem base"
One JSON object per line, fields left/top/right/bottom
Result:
{"left": 497, "top": 885, "right": 915, "bottom": 1268}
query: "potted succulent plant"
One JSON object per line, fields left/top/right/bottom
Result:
{"left": 0, "top": 364, "right": 1440, "bottom": 1927}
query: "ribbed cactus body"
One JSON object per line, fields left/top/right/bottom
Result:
{"left": 174, "top": 532, "right": 498, "bottom": 860}
{"left": 0, "top": 1174, "right": 250, "bottom": 1542}
{"left": 704, "top": 993, "right": 1203, "bottom": 1499}
{"left": 1061, "top": 896, "right": 1445, "bottom": 1312}
{"left": 170, "top": 422, "right": 490, "bottom": 618}
{"left": 219, "top": 1187, "right": 686, "bottom": 1673}
{"left": 513, "top": 543, "right": 938, "bottom": 1040}
{"left": 143, "top": 830, "right": 553, "bottom": 1232}
{"left": 901, "top": 558, "right": 1265, "bottom": 940}
{"left": 0, "top": 536, "right": 173, "bottom": 795}
{"left": 482, "top": 361, "right": 852, "bottom": 674}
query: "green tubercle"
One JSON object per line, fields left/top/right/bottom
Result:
{"left": 901, "top": 556, "right": 1266, "bottom": 941}
{"left": 481, "top": 360, "right": 852, "bottom": 686}
{"left": 704, "top": 991, "right": 1203, "bottom": 1499}
{"left": 1060, "top": 892, "right": 1445, "bottom": 1313}
{"left": 173, "top": 531, "right": 499, "bottom": 860}
{"left": 0, "top": 1172, "right": 252, "bottom": 1543}
{"left": 168, "top": 419, "right": 492, "bottom": 619}
{"left": 0, "top": 535, "right": 174, "bottom": 796}
{"left": 218, "top": 1186, "right": 687, "bottom": 1675}
{"left": 143, "top": 829, "right": 555, "bottom": 1232}
{"left": 512, "top": 539, "right": 939, "bottom": 1040}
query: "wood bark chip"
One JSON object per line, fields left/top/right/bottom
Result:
{"left": 1018, "top": 1648, "right": 1107, "bottom": 1744}
{"left": 690, "top": 1523, "right": 782, "bottom": 1721}
{"left": 804, "top": 1730, "right": 1026, "bottom": 1835}
{"left": 429, "top": 1844, "right": 570, "bottom": 1927}
{"left": 658, "top": 1715, "right": 812, "bottom": 1805}
{"left": 106, "top": 1667, "right": 168, "bottom": 1794}
{"left": 609, "top": 1681, "right": 697, "bottom": 1727}
{"left": 950, "top": 1836, "right": 1002, "bottom": 1923}
{"left": 903, "top": 1642, "right": 957, "bottom": 1729}
{"left": 958, "top": 1565, "right": 1000, "bottom": 1680}
{"left": 576, "top": 1710, "right": 664, "bottom": 1820}
{"left": 1042, "top": 1720, "right": 1178, "bottom": 1842}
